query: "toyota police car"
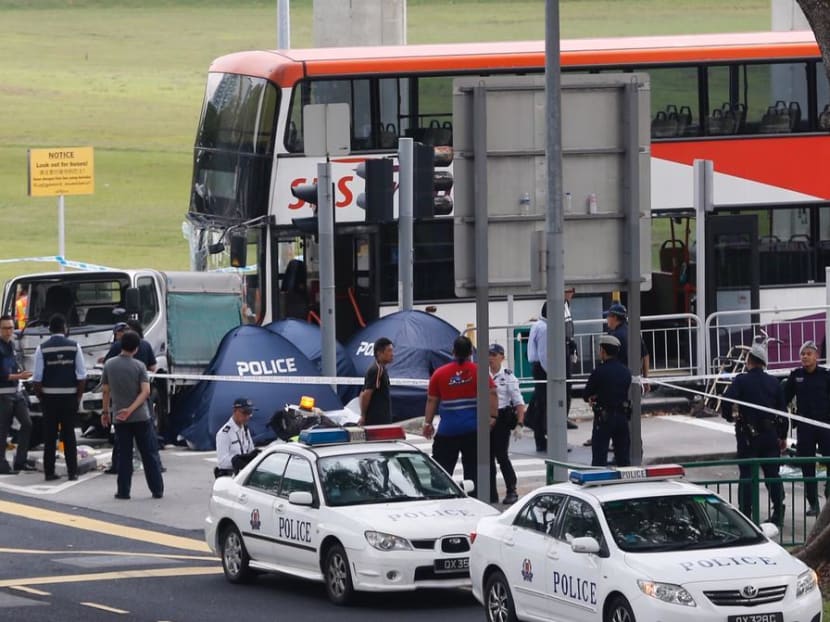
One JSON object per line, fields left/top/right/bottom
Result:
{"left": 469, "top": 465, "right": 822, "bottom": 622}
{"left": 205, "top": 425, "right": 499, "bottom": 605}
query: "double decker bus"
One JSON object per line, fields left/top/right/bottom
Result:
{"left": 187, "top": 31, "right": 830, "bottom": 341}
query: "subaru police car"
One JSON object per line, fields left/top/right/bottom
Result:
{"left": 469, "top": 465, "right": 822, "bottom": 622}
{"left": 205, "top": 425, "right": 499, "bottom": 605}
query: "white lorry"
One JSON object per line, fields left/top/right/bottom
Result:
{"left": 2, "top": 269, "right": 243, "bottom": 440}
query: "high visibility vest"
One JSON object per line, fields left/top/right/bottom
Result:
{"left": 15, "top": 296, "right": 27, "bottom": 330}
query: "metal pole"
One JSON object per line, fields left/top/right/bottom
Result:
{"left": 624, "top": 81, "right": 643, "bottom": 465}
{"left": 277, "top": 0, "right": 290, "bottom": 49}
{"left": 398, "top": 138, "right": 414, "bottom": 311}
{"left": 694, "top": 160, "right": 713, "bottom": 376}
{"left": 58, "top": 194, "right": 65, "bottom": 272}
{"left": 473, "top": 85, "right": 491, "bottom": 503}
{"left": 507, "top": 293, "right": 514, "bottom": 367}
{"left": 545, "top": 0, "right": 567, "bottom": 480}
{"left": 318, "top": 161, "right": 337, "bottom": 387}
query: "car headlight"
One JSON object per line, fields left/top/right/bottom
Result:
{"left": 637, "top": 579, "right": 697, "bottom": 607}
{"left": 364, "top": 531, "right": 412, "bottom": 551}
{"left": 796, "top": 569, "right": 818, "bottom": 597}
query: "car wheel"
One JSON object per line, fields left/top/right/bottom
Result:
{"left": 605, "top": 595, "right": 636, "bottom": 622}
{"left": 220, "top": 525, "right": 253, "bottom": 584}
{"left": 484, "top": 570, "right": 517, "bottom": 622}
{"left": 323, "top": 543, "right": 354, "bottom": 606}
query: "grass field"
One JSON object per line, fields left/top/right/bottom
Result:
{"left": 0, "top": 0, "right": 772, "bottom": 286}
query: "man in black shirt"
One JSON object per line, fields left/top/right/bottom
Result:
{"left": 359, "top": 337, "right": 394, "bottom": 425}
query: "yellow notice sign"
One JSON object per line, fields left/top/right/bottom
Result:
{"left": 28, "top": 146, "right": 94, "bottom": 197}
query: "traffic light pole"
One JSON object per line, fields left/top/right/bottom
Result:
{"left": 318, "top": 161, "right": 337, "bottom": 386}
{"left": 398, "top": 138, "right": 414, "bottom": 311}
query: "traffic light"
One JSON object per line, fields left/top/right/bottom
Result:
{"left": 290, "top": 181, "right": 320, "bottom": 237}
{"left": 356, "top": 158, "right": 394, "bottom": 223}
{"left": 413, "top": 143, "right": 454, "bottom": 218}
{"left": 229, "top": 231, "right": 247, "bottom": 268}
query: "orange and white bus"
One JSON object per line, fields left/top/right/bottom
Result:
{"left": 187, "top": 31, "right": 830, "bottom": 337}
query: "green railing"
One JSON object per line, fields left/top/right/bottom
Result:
{"left": 545, "top": 456, "right": 829, "bottom": 546}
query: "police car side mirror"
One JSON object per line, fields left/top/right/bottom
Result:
{"left": 457, "top": 479, "right": 475, "bottom": 494}
{"left": 570, "top": 536, "right": 601, "bottom": 554}
{"left": 759, "top": 522, "right": 780, "bottom": 540}
{"left": 288, "top": 491, "right": 314, "bottom": 506}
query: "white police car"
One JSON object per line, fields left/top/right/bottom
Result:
{"left": 205, "top": 425, "right": 499, "bottom": 605}
{"left": 469, "top": 465, "right": 822, "bottom": 622}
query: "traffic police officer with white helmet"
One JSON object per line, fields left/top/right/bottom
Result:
{"left": 215, "top": 397, "right": 258, "bottom": 478}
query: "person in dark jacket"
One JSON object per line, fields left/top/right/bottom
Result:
{"left": 583, "top": 335, "right": 632, "bottom": 467}
{"left": 783, "top": 340, "right": 830, "bottom": 516}
{"left": 32, "top": 314, "right": 86, "bottom": 481}
{"left": 722, "top": 343, "right": 787, "bottom": 525}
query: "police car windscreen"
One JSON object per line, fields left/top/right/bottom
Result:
{"left": 318, "top": 451, "right": 464, "bottom": 507}
{"left": 601, "top": 494, "right": 764, "bottom": 552}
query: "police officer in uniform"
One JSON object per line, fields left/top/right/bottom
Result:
{"left": 722, "top": 343, "right": 787, "bottom": 525}
{"left": 0, "top": 314, "right": 33, "bottom": 475}
{"left": 784, "top": 340, "right": 830, "bottom": 516}
{"left": 583, "top": 335, "right": 632, "bottom": 467}
{"left": 33, "top": 314, "right": 86, "bottom": 481}
{"left": 488, "top": 343, "right": 526, "bottom": 505}
{"left": 215, "top": 397, "right": 258, "bottom": 478}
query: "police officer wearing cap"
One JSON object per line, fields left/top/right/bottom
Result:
{"left": 722, "top": 343, "right": 787, "bottom": 525}
{"left": 583, "top": 335, "right": 633, "bottom": 467}
{"left": 32, "top": 314, "right": 86, "bottom": 482}
{"left": 784, "top": 340, "right": 830, "bottom": 516}
{"left": 488, "top": 343, "right": 526, "bottom": 505}
{"left": 215, "top": 397, "right": 258, "bottom": 478}
{"left": 604, "top": 302, "right": 650, "bottom": 385}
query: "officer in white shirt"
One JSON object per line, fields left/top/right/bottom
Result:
{"left": 488, "top": 344, "right": 526, "bottom": 505}
{"left": 215, "top": 397, "right": 258, "bottom": 478}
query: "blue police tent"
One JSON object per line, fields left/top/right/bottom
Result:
{"left": 173, "top": 324, "right": 342, "bottom": 450}
{"left": 346, "top": 310, "right": 458, "bottom": 421}
{"left": 263, "top": 319, "right": 359, "bottom": 403}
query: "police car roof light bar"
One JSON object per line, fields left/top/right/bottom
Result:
{"left": 299, "top": 428, "right": 350, "bottom": 445}
{"left": 569, "top": 464, "right": 685, "bottom": 486}
{"left": 363, "top": 425, "right": 406, "bottom": 442}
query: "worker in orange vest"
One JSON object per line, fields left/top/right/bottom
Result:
{"left": 15, "top": 291, "right": 28, "bottom": 330}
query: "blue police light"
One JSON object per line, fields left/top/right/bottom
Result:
{"left": 569, "top": 465, "right": 685, "bottom": 486}
{"left": 299, "top": 428, "right": 350, "bottom": 445}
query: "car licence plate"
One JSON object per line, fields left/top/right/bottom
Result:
{"left": 434, "top": 557, "right": 469, "bottom": 573}
{"left": 727, "top": 613, "right": 783, "bottom": 622}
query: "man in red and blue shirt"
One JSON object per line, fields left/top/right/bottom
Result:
{"left": 422, "top": 336, "right": 497, "bottom": 495}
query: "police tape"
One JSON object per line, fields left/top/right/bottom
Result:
{"left": 648, "top": 377, "right": 830, "bottom": 432}
{"left": 0, "top": 256, "right": 114, "bottom": 271}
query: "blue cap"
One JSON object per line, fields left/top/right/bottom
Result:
{"left": 488, "top": 343, "right": 505, "bottom": 355}
{"left": 604, "top": 303, "right": 628, "bottom": 319}
{"left": 233, "top": 397, "right": 257, "bottom": 413}
{"left": 113, "top": 322, "right": 128, "bottom": 334}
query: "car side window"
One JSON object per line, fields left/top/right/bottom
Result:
{"left": 246, "top": 452, "right": 289, "bottom": 496}
{"left": 513, "top": 494, "right": 565, "bottom": 535}
{"left": 557, "top": 498, "right": 604, "bottom": 547}
{"left": 279, "top": 456, "right": 316, "bottom": 499}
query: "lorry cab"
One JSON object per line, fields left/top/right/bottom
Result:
{"left": 2, "top": 269, "right": 243, "bottom": 437}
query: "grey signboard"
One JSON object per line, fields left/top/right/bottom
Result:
{"left": 452, "top": 74, "right": 651, "bottom": 296}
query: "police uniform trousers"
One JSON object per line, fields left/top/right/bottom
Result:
{"left": 591, "top": 411, "right": 630, "bottom": 467}
{"left": 433, "top": 431, "right": 477, "bottom": 492}
{"left": 115, "top": 420, "right": 164, "bottom": 498}
{"left": 796, "top": 420, "right": 830, "bottom": 504}
{"left": 736, "top": 426, "right": 784, "bottom": 518}
{"left": 489, "top": 413, "right": 517, "bottom": 501}
{"left": 0, "top": 393, "right": 32, "bottom": 471}
{"left": 530, "top": 362, "right": 547, "bottom": 451}
{"left": 40, "top": 395, "right": 78, "bottom": 478}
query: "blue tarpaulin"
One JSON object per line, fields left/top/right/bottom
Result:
{"left": 172, "top": 324, "right": 342, "bottom": 450}
{"left": 263, "top": 319, "right": 359, "bottom": 403}
{"left": 346, "top": 310, "right": 458, "bottom": 421}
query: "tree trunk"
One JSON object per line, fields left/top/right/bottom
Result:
{"left": 794, "top": 489, "right": 830, "bottom": 567}
{"left": 797, "top": 1, "right": 830, "bottom": 84}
